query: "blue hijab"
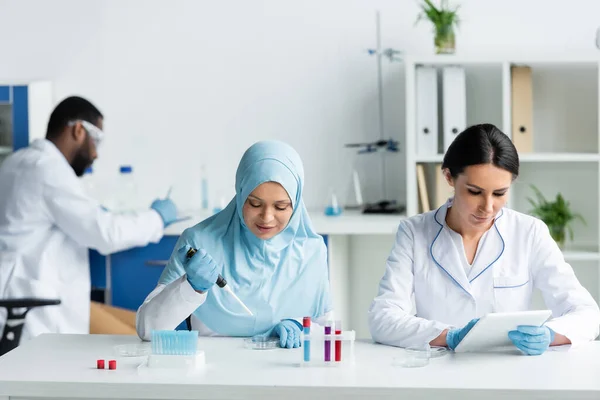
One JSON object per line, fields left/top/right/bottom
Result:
{"left": 159, "top": 140, "right": 332, "bottom": 336}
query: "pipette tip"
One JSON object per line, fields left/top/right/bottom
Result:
{"left": 223, "top": 285, "right": 253, "bottom": 316}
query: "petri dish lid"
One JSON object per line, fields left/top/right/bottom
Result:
{"left": 244, "top": 336, "right": 279, "bottom": 350}
{"left": 114, "top": 343, "right": 151, "bottom": 357}
{"left": 391, "top": 345, "right": 434, "bottom": 368}
{"left": 429, "top": 346, "right": 449, "bottom": 358}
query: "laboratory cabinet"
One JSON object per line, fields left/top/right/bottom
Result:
{"left": 90, "top": 236, "right": 185, "bottom": 330}
{"left": 0, "top": 82, "right": 53, "bottom": 165}
{"left": 90, "top": 237, "right": 177, "bottom": 310}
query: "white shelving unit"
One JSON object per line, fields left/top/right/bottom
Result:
{"left": 403, "top": 54, "right": 600, "bottom": 309}
{"left": 415, "top": 153, "right": 600, "bottom": 163}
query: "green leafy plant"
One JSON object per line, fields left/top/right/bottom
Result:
{"left": 527, "top": 184, "right": 586, "bottom": 248}
{"left": 416, "top": 0, "right": 461, "bottom": 54}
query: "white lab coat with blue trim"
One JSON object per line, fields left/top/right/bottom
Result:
{"left": 368, "top": 199, "right": 600, "bottom": 348}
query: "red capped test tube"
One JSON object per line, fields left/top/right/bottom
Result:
{"left": 335, "top": 320, "right": 342, "bottom": 362}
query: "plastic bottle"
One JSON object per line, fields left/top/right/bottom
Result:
{"left": 117, "top": 165, "right": 136, "bottom": 211}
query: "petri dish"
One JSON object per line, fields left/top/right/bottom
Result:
{"left": 244, "top": 336, "right": 279, "bottom": 350}
{"left": 429, "top": 346, "right": 448, "bottom": 358}
{"left": 392, "top": 346, "right": 431, "bottom": 368}
{"left": 114, "top": 343, "right": 151, "bottom": 357}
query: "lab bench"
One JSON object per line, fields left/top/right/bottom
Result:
{"left": 1, "top": 333, "right": 599, "bottom": 400}
{"left": 90, "top": 210, "right": 405, "bottom": 337}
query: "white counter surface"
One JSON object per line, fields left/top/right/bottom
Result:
{"left": 0, "top": 334, "right": 598, "bottom": 400}
{"left": 165, "top": 209, "right": 405, "bottom": 236}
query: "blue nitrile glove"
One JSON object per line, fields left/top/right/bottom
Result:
{"left": 446, "top": 318, "right": 479, "bottom": 350}
{"left": 178, "top": 246, "right": 221, "bottom": 292}
{"left": 272, "top": 319, "right": 302, "bottom": 349}
{"left": 508, "top": 325, "right": 555, "bottom": 356}
{"left": 151, "top": 198, "right": 178, "bottom": 227}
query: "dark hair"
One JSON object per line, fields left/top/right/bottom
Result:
{"left": 441, "top": 123, "right": 519, "bottom": 179}
{"left": 46, "top": 96, "right": 103, "bottom": 139}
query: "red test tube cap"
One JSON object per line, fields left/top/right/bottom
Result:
{"left": 303, "top": 316, "right": 311, "bottom": 328}
{"left": 96, "top": 359, "right": 105, "bottom": 369}
{"left": 108, "top": 360, "right": 116, "bottom": 370}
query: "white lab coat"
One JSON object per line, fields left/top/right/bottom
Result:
{"left": 368, "top": 200, "right": 600, "bottom": 349}
{"left": 0, "top": 139, "right": 165, "bottom": 342}
{"left": 136, "top": 275, "right": 334, "bottom": 340}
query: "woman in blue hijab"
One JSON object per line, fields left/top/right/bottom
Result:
{"left": 136, "top": 140, "right": 333, "bottom": 348}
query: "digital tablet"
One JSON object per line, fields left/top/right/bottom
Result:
{"left": 454, "top": 310, "right": 552, "bottom": 353}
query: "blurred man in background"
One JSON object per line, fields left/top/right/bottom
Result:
{"left": 0, "top": 96, "right": 180, "bottom": 343}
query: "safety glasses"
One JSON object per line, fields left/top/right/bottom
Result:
{"left": 68, "top": 120, "right": 104, "bottom": 147}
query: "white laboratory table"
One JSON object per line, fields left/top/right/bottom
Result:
{"left": 0, "top": 334, "right": 599, "bottom": 400}
{"left": 164, "top": 209, "right": 405, "bottom": 339}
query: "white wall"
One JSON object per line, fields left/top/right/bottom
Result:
{"left": 2, "top": 0, "right": 600, "bottom": 210}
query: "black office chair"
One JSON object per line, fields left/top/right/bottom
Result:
{"left": 0, "top": 298, "right": 61, "bottom": 357}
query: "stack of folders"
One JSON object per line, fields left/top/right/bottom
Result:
{"left": 415, "top": 65, "right": 467, "bottom": 156}
{"left": 415, "top": 65, "right": 466, "bottom": 213}
{"left": 415, "top": 64, "right": 534, "bottom": 156}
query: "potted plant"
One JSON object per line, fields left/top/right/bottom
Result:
{"left": 416, "top": 0, "right": 461, "bottom": 54}
{"left": 527, "top": 184, "right": 586, "bottom": 249}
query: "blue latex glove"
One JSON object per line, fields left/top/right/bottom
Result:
{"left": 151, "top": 198, "right": 178, "bottom": 227}
{"left": 508, "top": 325, "right": 555, "bottom": 356}
{"left": 178, "top": 247, "right": 221, "bottom": 292}
{"left": 272, "top": 319, "right": 302, "bottom": 349}
{"left": 446, "top": 318, "right": 479, "bottom": 350}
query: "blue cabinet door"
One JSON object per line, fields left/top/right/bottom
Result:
{"left": 110, "top": 236, "right": 179, "bottom": 311}
{"left": 12, "top": 86, "right": 29, "bottom": 151}
{"left": 0, "top": 85, "right": 29, "bottom": 152}
{"left": 90, "top": 250, "right": 106, "bottom": 289}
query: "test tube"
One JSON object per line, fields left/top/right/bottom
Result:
{"left": 303, "top": 317, "right": 311, "bottom": 362}
{"left": 335, "top": 320, "right": 342, "bottom": 362}
{"left": 324, "top": 321, "right": 332, "bottom": 362}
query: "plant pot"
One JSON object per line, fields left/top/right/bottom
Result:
{"left": 549, "top": 225, "right": 566, "bottom": 249}
{"left": 434, "top": 26, "right": 455, "bottom": 54}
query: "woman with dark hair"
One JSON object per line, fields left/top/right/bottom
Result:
{"left": 368, "top": 123, "right": 600, "bottom": 355}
